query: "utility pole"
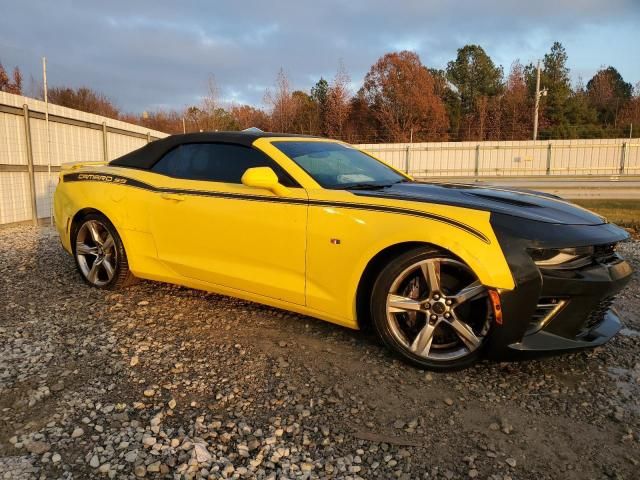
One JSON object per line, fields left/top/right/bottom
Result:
{"left": 182, "top": 117, "right": 186, "bottom": 134}
{"left": 533, "top": 60, "right": 547, "bottom": 141}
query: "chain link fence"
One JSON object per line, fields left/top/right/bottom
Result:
{"left": 0, "top": 92, "right": 167, "bottom": 225}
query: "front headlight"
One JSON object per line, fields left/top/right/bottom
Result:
{"left": 528, "top": 246, "right": 594, "bottom": 269}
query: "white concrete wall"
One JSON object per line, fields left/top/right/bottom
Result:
{"left": 357, "top": 138, "right": 640, "bottom": 178}
{"left": 0, "top": 91, "right": 168, "bottom": 224}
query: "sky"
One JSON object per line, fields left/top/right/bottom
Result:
{"left": 1, "top": 0, "right": 638, "bottom": 113}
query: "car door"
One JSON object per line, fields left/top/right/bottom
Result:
{"left": 148, "top": 142, "right": 308, "bottom": 305}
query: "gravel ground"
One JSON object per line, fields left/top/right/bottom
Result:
{"left": 1, "top": 225, "right": 639, "bottom": 480}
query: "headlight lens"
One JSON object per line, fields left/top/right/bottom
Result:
{"left": 528, "top": 246, "right": 594, "bottom": 269}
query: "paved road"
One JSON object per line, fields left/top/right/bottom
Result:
{"left": 414, "top": 175, "right": 640, "bottom": 199}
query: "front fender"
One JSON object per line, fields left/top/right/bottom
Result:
{"left": 305, "top": 201, "right": 514, "bottom": 329}
{"left": 350, "top": 218, "right": 515, "bottom": 298}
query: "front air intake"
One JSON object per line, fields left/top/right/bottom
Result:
{"left": 579, "top": 296, "right": 616, "bottom": 335}
{"left": 525, "top": 298, "right": 567, "bottom": 335}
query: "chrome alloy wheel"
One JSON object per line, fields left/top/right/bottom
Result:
{"left": 75, "top": 220, "right": 117, "bottom": 287}
{"left": 385, "top": 258, "right": 491, "bottom": 361}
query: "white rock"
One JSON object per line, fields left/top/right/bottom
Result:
{"left": 71, "top": 427, "right": 84, "bottom": 438}
{"left": 193, "top": 443, "right": 212, "bottom": 463}
{"left": 89, "top": 455, "right": 100, "bottom": 468}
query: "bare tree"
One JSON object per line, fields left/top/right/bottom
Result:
{"left": 0, "top": 62, "right": 23, "bottom": 94}
{"left": 264, "top": 68, "right": 296, "bottom": 132}
{"left": 325, "top": 61, "right": 352, "bottom": 139}
{"left": 202, "top": 76, "right": 220, "bottom": 115}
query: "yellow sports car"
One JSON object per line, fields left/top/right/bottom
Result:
{"left": 54, "top": 131, "right": 632, "bottom": 370}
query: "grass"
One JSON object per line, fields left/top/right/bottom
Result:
{"left": 573, "top": 200, "right": 640, "bottom": 229}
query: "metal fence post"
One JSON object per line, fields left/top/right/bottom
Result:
{"left": 404, "top": 145, "right": 410, "bottom": 174}
{"left": 474, "top": 144, "right": 480, "bottom": 176}
{"left": 102, "top": 122, "right": 108, "bottom": 162}
{"left": 22, "top": 105, "right": 39, "bottom": 226}
{"left": 619, "top": 142, "right": 627, "bottom": 175}
{"left": 147, "top": 132, "right": 151, "bottom": 144}
{"left": 546, "top": 143, "right": 552, "bottom": 175}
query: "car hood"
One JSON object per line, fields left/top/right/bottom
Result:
{"left": 351, "top": 182, "right": 606, "bottom": 225}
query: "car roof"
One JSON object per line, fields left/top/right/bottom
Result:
{"left": 109, "top": 131, "right": 321, "bottom": 170}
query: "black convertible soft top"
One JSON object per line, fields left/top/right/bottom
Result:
{"left": 109, "top": 131, "right": 317, "bottom": 170}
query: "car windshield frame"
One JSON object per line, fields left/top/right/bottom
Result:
{"left": 271, "top": 140, "right": 409, "bottom": 190}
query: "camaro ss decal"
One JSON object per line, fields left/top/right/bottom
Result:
{"left": 64, "top": 172, "right": 490, "bottom": 243}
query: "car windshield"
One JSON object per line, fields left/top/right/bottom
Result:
{"left": 272, "top": 141, "right": 407, "bottom": 189}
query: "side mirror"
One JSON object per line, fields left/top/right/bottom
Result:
{"left": 241, "top": 167, "right": 289, "bottom": 196}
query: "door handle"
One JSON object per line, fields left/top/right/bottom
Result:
{"left": 160, "top": 192, "right": 185, "bottom": 202}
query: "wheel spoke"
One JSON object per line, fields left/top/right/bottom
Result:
{"left": 410, "top": 322, "right": 437, "bottom": 356}
{"left": 449, "top": 313, "right": 481, "bottom": 351}
{"left": 421, "top": 260, "right": 440, "bottom": 294}
{"left": 87, "top": 221, "right": 104, "bottom": 246}
{"left": 102, "top": 234, "right": 114, "bottom": 252}
{"left": 388, "top": 294, "right": 423, "bottom": 313}
{"left": 87, "top": 260, "right": 101, "bottom": 283}
{"left": 102, "top": 257, "right": 115, "bottom": 279}
{"left": 453, "top": 281, "right": 486, "bottom": 305}
{"left": 76, "top": 242, "right": 98, "bottom": 256}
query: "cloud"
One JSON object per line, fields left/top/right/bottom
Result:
{"left": 1, "top": 0, "right": 638, "bottom": 112}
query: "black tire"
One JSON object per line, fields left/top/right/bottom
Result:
{"left": 370, "top": 246, "right": 490, "bottom": 371}
{"left": 71, "top": 213, "right": 136, "bottom": 290}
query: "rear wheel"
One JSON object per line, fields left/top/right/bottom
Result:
{"left": 371, "top": 247, "right": 491, "bottom": 370}
{"left": 72, "top": 213, "right": 135, "bottom": 289}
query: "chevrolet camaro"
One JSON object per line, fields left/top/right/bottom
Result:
{"left": 54, "top": 131, "right": 633, "bottom": 370}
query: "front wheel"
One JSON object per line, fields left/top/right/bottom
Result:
{"left": 72, "top": 213, "right": 135, "bottom": 289}
{"left": 371, "top": 247, "right": 492, "bottom": 371}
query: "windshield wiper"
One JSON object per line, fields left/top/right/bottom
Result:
{"left": 343, "top": 183, "right": 394, "bottom": 190}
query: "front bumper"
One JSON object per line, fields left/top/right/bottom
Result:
{"left": 511, "top": 311, "right": 621, "bottom": 352}
{"left": 487, "top": 214, "right": 633, "bottom": 359}
{"left": 506, "top": 257, "right": 631, "bottom": 353}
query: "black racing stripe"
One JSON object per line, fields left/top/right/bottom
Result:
{"left": 63, "top": 172, "right": 308, "bottom": 205}
{"left": 308, "top": 200, "right": 489, "bottom": 242}
{"left": 63, "top": 172, "right": 490, "bottom": 243}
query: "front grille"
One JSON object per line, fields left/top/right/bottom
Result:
{"left": 526, "top": 297, "right": 566, "bottom": 335}
{"left": 580, "top": 296, "right": 616, "bottom": 334}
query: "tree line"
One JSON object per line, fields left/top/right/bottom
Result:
{"left": 2, "top": 41, "right": 639, "bottom": 142}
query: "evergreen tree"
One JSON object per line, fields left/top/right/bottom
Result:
{"left": 586, "top": 66, "right": 633, "bottom": 127}
{"left": 525, "top": 42, "right": 572, "bottom": 136}
{"left": 445, "top": 45, "right": 503, "bottom": 139}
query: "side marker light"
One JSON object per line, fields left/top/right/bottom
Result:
{"left": 488, "top": 290, "right": 503, "bottom": 325}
